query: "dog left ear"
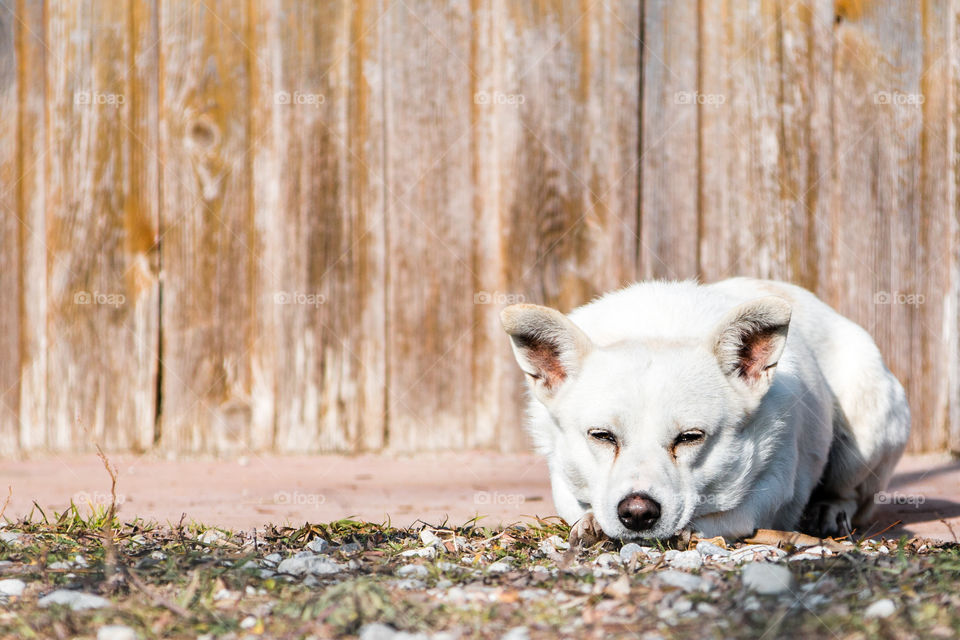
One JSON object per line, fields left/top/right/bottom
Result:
{"left": 712, "top": 296, "right": 791, "bottom": 400}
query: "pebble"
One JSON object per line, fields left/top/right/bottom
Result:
{"left": 396, "top": 564, "right": 429, "bottom": 579}
{"left": 358, "top": 623, "right": 430, "bottom": 640}
{"left": 545, "top": 535, "right": 569, "bottom": 551}
{"left": 662, "top": 549, "right": 680, "bottom": 563}
{"left": 306, "top": 538, "right": 329, "bottom": 554}
{"left": 669, "top": 550, "right": 703, "bottom": 570}
{"left": 729, "top": 544, "right": 788, "bottom": 563}
{"left": 97, "top": 625, "right": 137, "bottom": 640}
{"left": 400, "top": 547, "right": 437, "bottom": 560}
{"left": 620, "top": 543, "right": 644, "bottom": 564}
{"left": 339, "top": 542, "right": 363, "bottom": 554}
{"left": 239, "top": 616, "right": 257, "bottom": 629}
{"left": 696, "top": 541, "right": 730, "bottom": 557}
{"left": 742, "top": 563, "right": 794, "bottom": 595}
{"left": 199, "top": 530, "right": 225, "bottom": 545}
{"left": 263, "top": 553, "right": 282, "bottom": 566}
{"left": 0, "top": 532, "right": 21, "bottom": 545}
{"left": 419, "top": 530, "right": 441, "bottom": 547}
{"left": 502, "top": 627, "right": 530, "bottom": 640}
{"left": 38, "top": 589, "right": 111, "bottom": 610}
{"left": 864, "top": 598, "right": 897, "bottom": 619}
{"left": 276, "top": 554, "right": 344, "bottom": 576}
{"left": 595, "top": 552, "right": 621, "bottom": 568}
{"left": 657, "top": 570, "right": 707, "bottom": 592}
{"left": 487, "top": 559, "right": 514, "bottom": 574}
{"left": 0, "top": 579, "right": 25, "bottom": 597}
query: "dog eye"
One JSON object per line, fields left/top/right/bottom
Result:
{"left": 674, "top": 429, "right": 705, "bottom": 446}
{"left": 587, "top": 428, "right": 619, "bottom": 446}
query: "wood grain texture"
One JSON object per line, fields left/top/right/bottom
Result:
{"left": 0, "top": 0, "right": 18, "bottom": 455}
{"left": 639, "top": 0, "right": 699, "bottom": 279}
{"left": 158, "top": 0, "right": 254, "bottom": 453}
{"left": 383, "top": 0, "right": 476, "bottom": 452}
{"left": 16, "top": 0, "right": 47, "bottom": 452}
{"left": 251, "top": 0, "right": 387, "bottom": 453}
{"left": 44, "top": 0, "right": 158, "bottom": 452}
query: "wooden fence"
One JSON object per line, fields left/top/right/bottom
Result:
{"left": 0, "top": 0, "right": 957, "bottom": 456}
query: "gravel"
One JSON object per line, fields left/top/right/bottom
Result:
{"left": 0, "top": 579, "right": 25, "bottom": 597}
{"left": 741, "top": 563, "right": 795, "bottom": 595}
{"left": 864, "top": 598, "right": 897, "bottom": 619}
{"left": 276, "top": 554, "right": 344, "bottom": 576}
{"left": 38, "top": 589, "right": 111, "bottom": 610}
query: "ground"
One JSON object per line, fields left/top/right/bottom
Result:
{"left": 0, "top": 452, "right": 958, "bottom": 639}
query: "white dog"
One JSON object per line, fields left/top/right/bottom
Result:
{"left": 501, "top": 278, "right": 910, "bottom": 541}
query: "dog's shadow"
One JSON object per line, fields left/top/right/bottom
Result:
{"left": 863, "top": 459, "right": 960, "bottom": 540}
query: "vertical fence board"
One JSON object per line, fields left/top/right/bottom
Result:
{"left": 699, "top": 0, "right": 784, "bottom": 280}
{"left": 384, "top": 1, "right": 476, "bottom": 451}
{"left": 252, "top": 0, "right": 387, "bottom": 453}
{"left": 829, "top": 2, "right": 927, "bottom": 451}
{"left": 950, "top": 0, "right": 960, "bottom": 454}
{"left": 159, "top": 1, "right": 255, "bottom": 453}
{"left": 0, "top": 1, "right": 18, "bottom": 454}
{"left": 45, "top": 0, "right": 158, "bottom": 451}
{"left": 639, "top": 0, "right": 699, "bottom": 279}
{"left": 16, "top": 0, "right": 47, "bottom": 452}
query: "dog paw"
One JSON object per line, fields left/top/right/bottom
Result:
{"left": 568, "top": 512, "right": 607, "bottom": 548}
{"left": 799, "top": 499, "right": 857, "bottom": 539}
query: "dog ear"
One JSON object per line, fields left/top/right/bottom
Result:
{"left": 500, "top": 304, "right": 593, "bottom": 403}
{"left": 712, "top": 296, "right": 791, "bottom": 400}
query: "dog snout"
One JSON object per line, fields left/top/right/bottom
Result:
{"left": 617, "top": 492, "right": 661, "bottom": 532}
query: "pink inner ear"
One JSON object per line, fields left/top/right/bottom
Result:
{"left": 519, "top": 336, "right": 567, "bottom": 390}
{"left": 738, "top": 328, "right": 780, "bottom": 381}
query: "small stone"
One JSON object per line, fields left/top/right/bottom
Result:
{"left": 603, "top": 575, "right": 631, "bottom": 599}
{"left": 669, "top": 550, "right": 703, "bottom": 570}
{"left": 0, "top": 579, "right": 25, "bottom": 597}
{"left": 437, "top": 561, "right": 459, "bottom": 572}
{"left": 864, "top": 598, "right": 897, "bottom": 619}
{"left": 97, "top": 625, "right": 137, "bottom": 640}
{"left": 620, "top": 543, "right": 644, "bottom": 564}
{"left": 359, "top": 623, "right": 398, "bottom": 640}
{"left": 400, "top": 547, "right": 436, "bottom": 560}
{"left": 276, "top": 555, "right": 343, "bottom": 576}
{"left": 396, "top": 564, "right": 429, "bottom": 579}
{"left": 730, "top": 544, "right": 788, "bottom": 563}
{"left": 306, "top": 538, "right": 329, "bottom": 554}
{"left": 199, "top": 530, "right": 225, "bottom": 545}
{"left": 696, "top": 541, "right": 729, "bottom": 557}
{"left": 38, "top": 590, "right": 111, "bottom": 610}
{"left": 487, "top": 559, "right": 514, "bottom": 574}
{"left": 0, "top": 532, "right": 21, "bottom": 545}
{"left": 595, "top": 552, "right": 621, "bottom": 567}
{"left": 239, "top": 616, "right": 257, "bottom": 629}
{"left": 419, "top": 529, "right": 441, "bottom": 547}
{"left": 263, "top": 553, "right": 282, "bottom": 565}
{"left": 48, "top": 561, "right": 72, "bottom": 570}
{"left": 657, "top": 570, "right": 706, "bottom": 592}
{"left": 435, "top": 579, "right": 453, "bottom": 589}
{"left": 339, "top": 542, "right": 362, "bottom": 554}
{"left": 502, "top": 627, "right": 530, "bottom": 640}
{"left": 742, "top": 563, "right": 794, "bottom": 595}
{"left": 672, "top": 597, "right": 693, "bottom": 613}
{"left": 877, "top": 545, "right": 890, "bottom": 555}
{"left": 546, "top": 535, "right": 569, "bottom": 551}
{"left": 663, "top": 549, "right": 680, "bottom": 563}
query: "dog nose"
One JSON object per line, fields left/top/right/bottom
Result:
{"left": 617, "top": 493, "right": 661, "bottom": 531}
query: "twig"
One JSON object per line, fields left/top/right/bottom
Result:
{"left": 0, "top": 485, "right": 11, "bottom": 521}
{"left": 95, "top": 445, "right": 120, "bottom": 574}
{"left": 125, "top": 566, "right": 191, "bottom": 618}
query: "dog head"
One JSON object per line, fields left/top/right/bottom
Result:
{"left": 501, "top": 297, "right": 791, "bottom": 539}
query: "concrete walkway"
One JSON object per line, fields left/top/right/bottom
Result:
{"left": 2, "top": 451, "right": 957, "bottom": 541}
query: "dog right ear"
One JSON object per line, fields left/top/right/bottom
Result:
{"left": 500, "top": 304, "right": 593, "bottom": 404}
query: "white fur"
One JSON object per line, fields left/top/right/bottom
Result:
{"left": 502, "top": 278, "right": 911, "bottom": 540}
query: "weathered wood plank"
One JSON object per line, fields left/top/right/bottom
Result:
{"left": 251, "top": 0, "right": 386, "bottom": 453}
{"left": 0, "top": 1, "right": 18, "bottom": 455}
{"left": 158, "top": 0, "right": 254, "bottom": 453}
{"left": 16, "top": 0, "right": 47, "bottom": 452}
{"left": 475, "top": 0, "right": 641, "bottom": 451}
{"left": 384, "top": 0, "right": 476, "bottom": 451}
{"left": 828, "top": 1, "right": 926, "bottom": 450}
{"left": 949, "top": 0, "right": 960, "bottom": 454}
{"left": 45, "top": 0, "right": 159, "bottom": 451}
{"left": 639, "top": 0, "right": 699, "bottom": 279}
